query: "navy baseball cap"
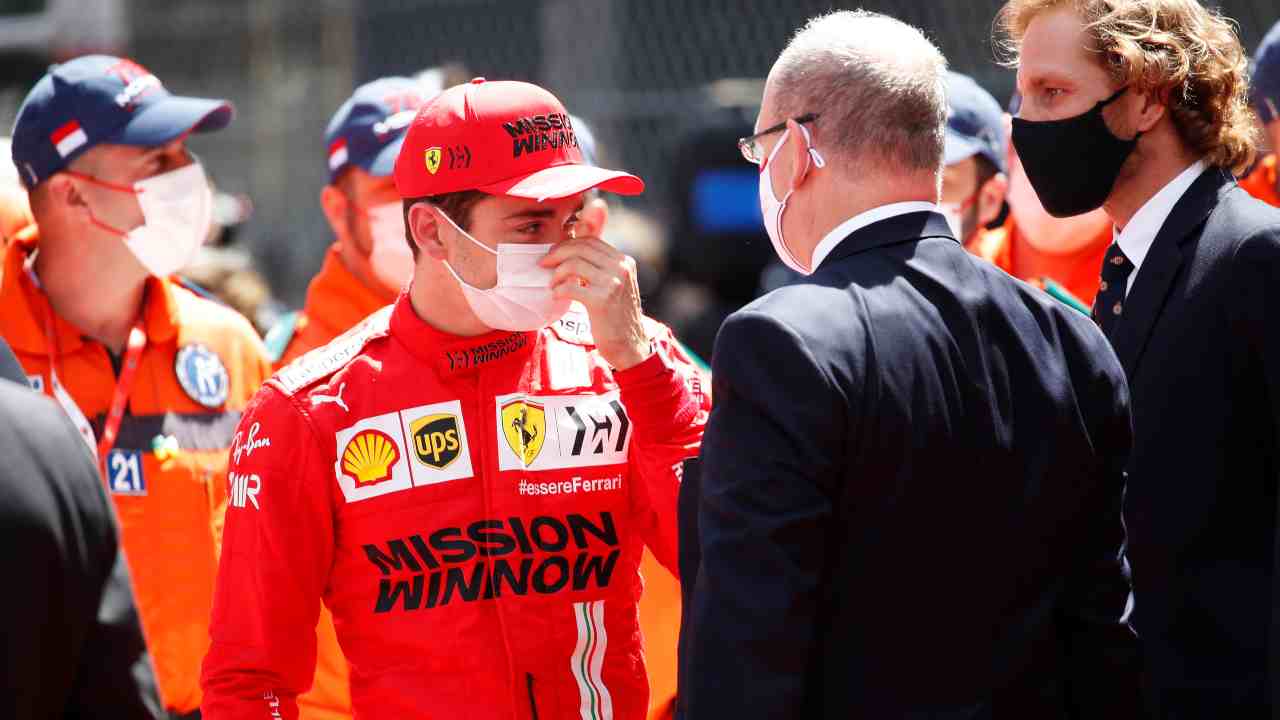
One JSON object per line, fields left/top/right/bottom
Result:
{"left": 1252, "top": 20, "right": 1280, "bottom": 124}
{"left": 325, "top": 77, "right": 429, "bottom": 184}
{"left": 943, "top": 71, "right": 1006, "bottom": 174}
{"left": 11, "top": 55, "right": 232, "bottom": 190}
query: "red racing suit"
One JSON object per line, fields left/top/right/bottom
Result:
{"left": 201, "top": 294, "right": 708, "bottom": 720}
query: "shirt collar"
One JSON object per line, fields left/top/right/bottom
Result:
{"left": 811, "top": 201, "right": 940, "bottom": 270}
{"left": 1114, "top": 158, "right": 1207, "bottom": 270}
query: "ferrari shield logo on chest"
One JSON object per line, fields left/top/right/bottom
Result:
{"left": 495, "top": 392, "right": 632, "bottom": 472}
{"left": 501, "top": 399, "right": 546, "bottom": 466}
{"left": 425, "top": 146, "right": 442, "bottom": 175}
{"left": 174, "top": 344, "right": 229, "bottom": 409}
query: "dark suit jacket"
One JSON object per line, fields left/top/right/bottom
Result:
{"left": 1111, "top": 169, "right": 1280, "bottom": 717}
{"left": 683, "top": 212, "right": 1141, "bottom": 719}
{"left": 0, "top": 338, "right": 161, "bottom": 719}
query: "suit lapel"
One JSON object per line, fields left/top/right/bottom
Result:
{"left": 1111, "top": 168, "right": 1232, "bottom": 378}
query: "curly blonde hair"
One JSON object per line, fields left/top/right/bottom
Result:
{"left": 997, "top": 0, "right": 1257, "bottom": 174}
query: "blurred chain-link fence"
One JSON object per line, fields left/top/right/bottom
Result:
{"left": 7, "top": 0, "right": 1280, "bottom": 307}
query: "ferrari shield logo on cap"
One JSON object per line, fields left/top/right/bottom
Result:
{"left": 424, "top": 147, "right": 442, "bottom": 175}
{"left": 501, "top": 398, "right": 545, "bottom": 466}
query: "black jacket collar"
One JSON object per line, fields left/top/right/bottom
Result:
{"left": 816, "top": 211, "right": 956, "bottom": 272}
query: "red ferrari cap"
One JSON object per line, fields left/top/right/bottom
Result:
{"left": 393, "top": 78, "right": 644, "bottom": 201}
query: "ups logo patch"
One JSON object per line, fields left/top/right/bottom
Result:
{"left": 411, "top": 413, "right": 462, "bottom": 469}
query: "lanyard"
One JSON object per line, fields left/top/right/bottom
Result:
{"left": 28, "top": 263, "right": 148, "bottom": 469}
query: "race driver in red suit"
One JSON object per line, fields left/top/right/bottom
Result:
{"left": 200, "top": 78, "right": 709, "bottom": 720}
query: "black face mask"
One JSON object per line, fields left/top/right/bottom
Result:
{"left": 1011, "top": 87, "right": 1139, "bottom": 218}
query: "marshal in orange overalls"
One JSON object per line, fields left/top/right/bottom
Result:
{"left": 0, "top": 230, "right": 271, "bottom": 715}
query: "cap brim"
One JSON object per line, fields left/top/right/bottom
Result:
{"left": 476, "top": 163, "right": 644, "bottom": 201}
{"left": 365, "top": 134, "right": 407, "bottom": 178}
{"left": 944, "top": 129, "right": 982, "bottom": 167}
{"left": 112, "top": 95, "right": 234, "bottom": 147}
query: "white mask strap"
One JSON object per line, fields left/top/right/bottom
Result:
{"left": 797, "top": 124, "right": 825, "bottom": 169}
{"left": 433, "top": 205, "right": 496, "bottom": 256}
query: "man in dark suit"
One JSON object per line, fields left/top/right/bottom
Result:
{"left": 681, "top": 9, "right": 1140, "bottom": 719}
{"left": 0, "top": 337, "right": 161, "bottom": 719}
{"left": 1000, "top": 1, "right": 1280, "bottom": 715}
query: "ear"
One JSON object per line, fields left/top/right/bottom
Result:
{"left": 976, "top": 172, "right": 1008, "bottom": 227}
{"left": 578, "top": 197, "right": 608, "bottom": 238}
{"left": 45, "top": 175, "right": 86, "bottom": 212}
{"left": 1133, "top": 89, "right": 1168, "bottom": 135}
{"left": 783, "top": 117, "right": 819, "bottom": 192}
{"left": 320, "top": 185, "right": 351, "bottom": 245}
{"left": 409, "top": 203, "right": 446, "bottom": 260}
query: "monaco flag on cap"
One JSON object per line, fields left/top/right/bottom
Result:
{"left": 393, "top": 78, "right": 643, "bottom": 201}
{"left": 328, "top": 138, "right": 349, "bottom": 172}
{"left": 51, "top": 120, "right": 88, "bottom": 158}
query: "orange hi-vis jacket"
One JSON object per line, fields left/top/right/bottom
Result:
{"left": 965, "top": 216, "right": 1112, "bottom": 310}
{"left": 264, "top": 244, "right": 686, "bottom": 720}
{"left": 0, "top": 231, "right": 271, "bottom": 714}
{"left": 1240, "top": 153, "right": 1280, "bottom": 208}
{"left": 269, "top": 246, "right": 390, "bottom": 369}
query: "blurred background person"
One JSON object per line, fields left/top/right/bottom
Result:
{"left": 1, "top": 55, "right": 271, "bottom": 718}
{"left": 1240, "top": 18, "right": 1280, "bottom": 206}
{"left": 940, "top": 71, "right": 1008, "bottom": 247}
{"left": 0, "top": 336, "right": 161, "bottom": 720}
{"left": 265, "top": 76, "right": 427, "bottom": 368}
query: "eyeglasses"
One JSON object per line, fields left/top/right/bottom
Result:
{"left": 738, "top": 113, "right": 820, "bottom": 165}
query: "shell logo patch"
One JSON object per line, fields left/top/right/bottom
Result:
{"left": 501, "top": 398, "right": 546, "bottom": 466}
{"left": 425, "top": 147, "right": 442, "bottom": 175}
{"left": 341, "top": 429, "right": 400, "bottom": 486}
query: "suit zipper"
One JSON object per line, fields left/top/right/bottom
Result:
{"left": 526, "top": 672, "right": 540, "bottom": 720}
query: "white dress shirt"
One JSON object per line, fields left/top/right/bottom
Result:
{"left": 1113, "top": 159, "right": 1207, "bottom": 295}
{"left": 809, "top": 201, "right": 940, "bottom": 270}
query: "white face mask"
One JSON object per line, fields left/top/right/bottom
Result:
{"left": 365, "top": 201, "right": 414, "bottom": 293}
{"left": 434, "top": 207, "right": 572, "bottom": 331}
{"left": 758, "top": 124, "right": 824, "bottom": 275}
{"left": 117, "top": 163, "right": 212, "bottom": 277}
